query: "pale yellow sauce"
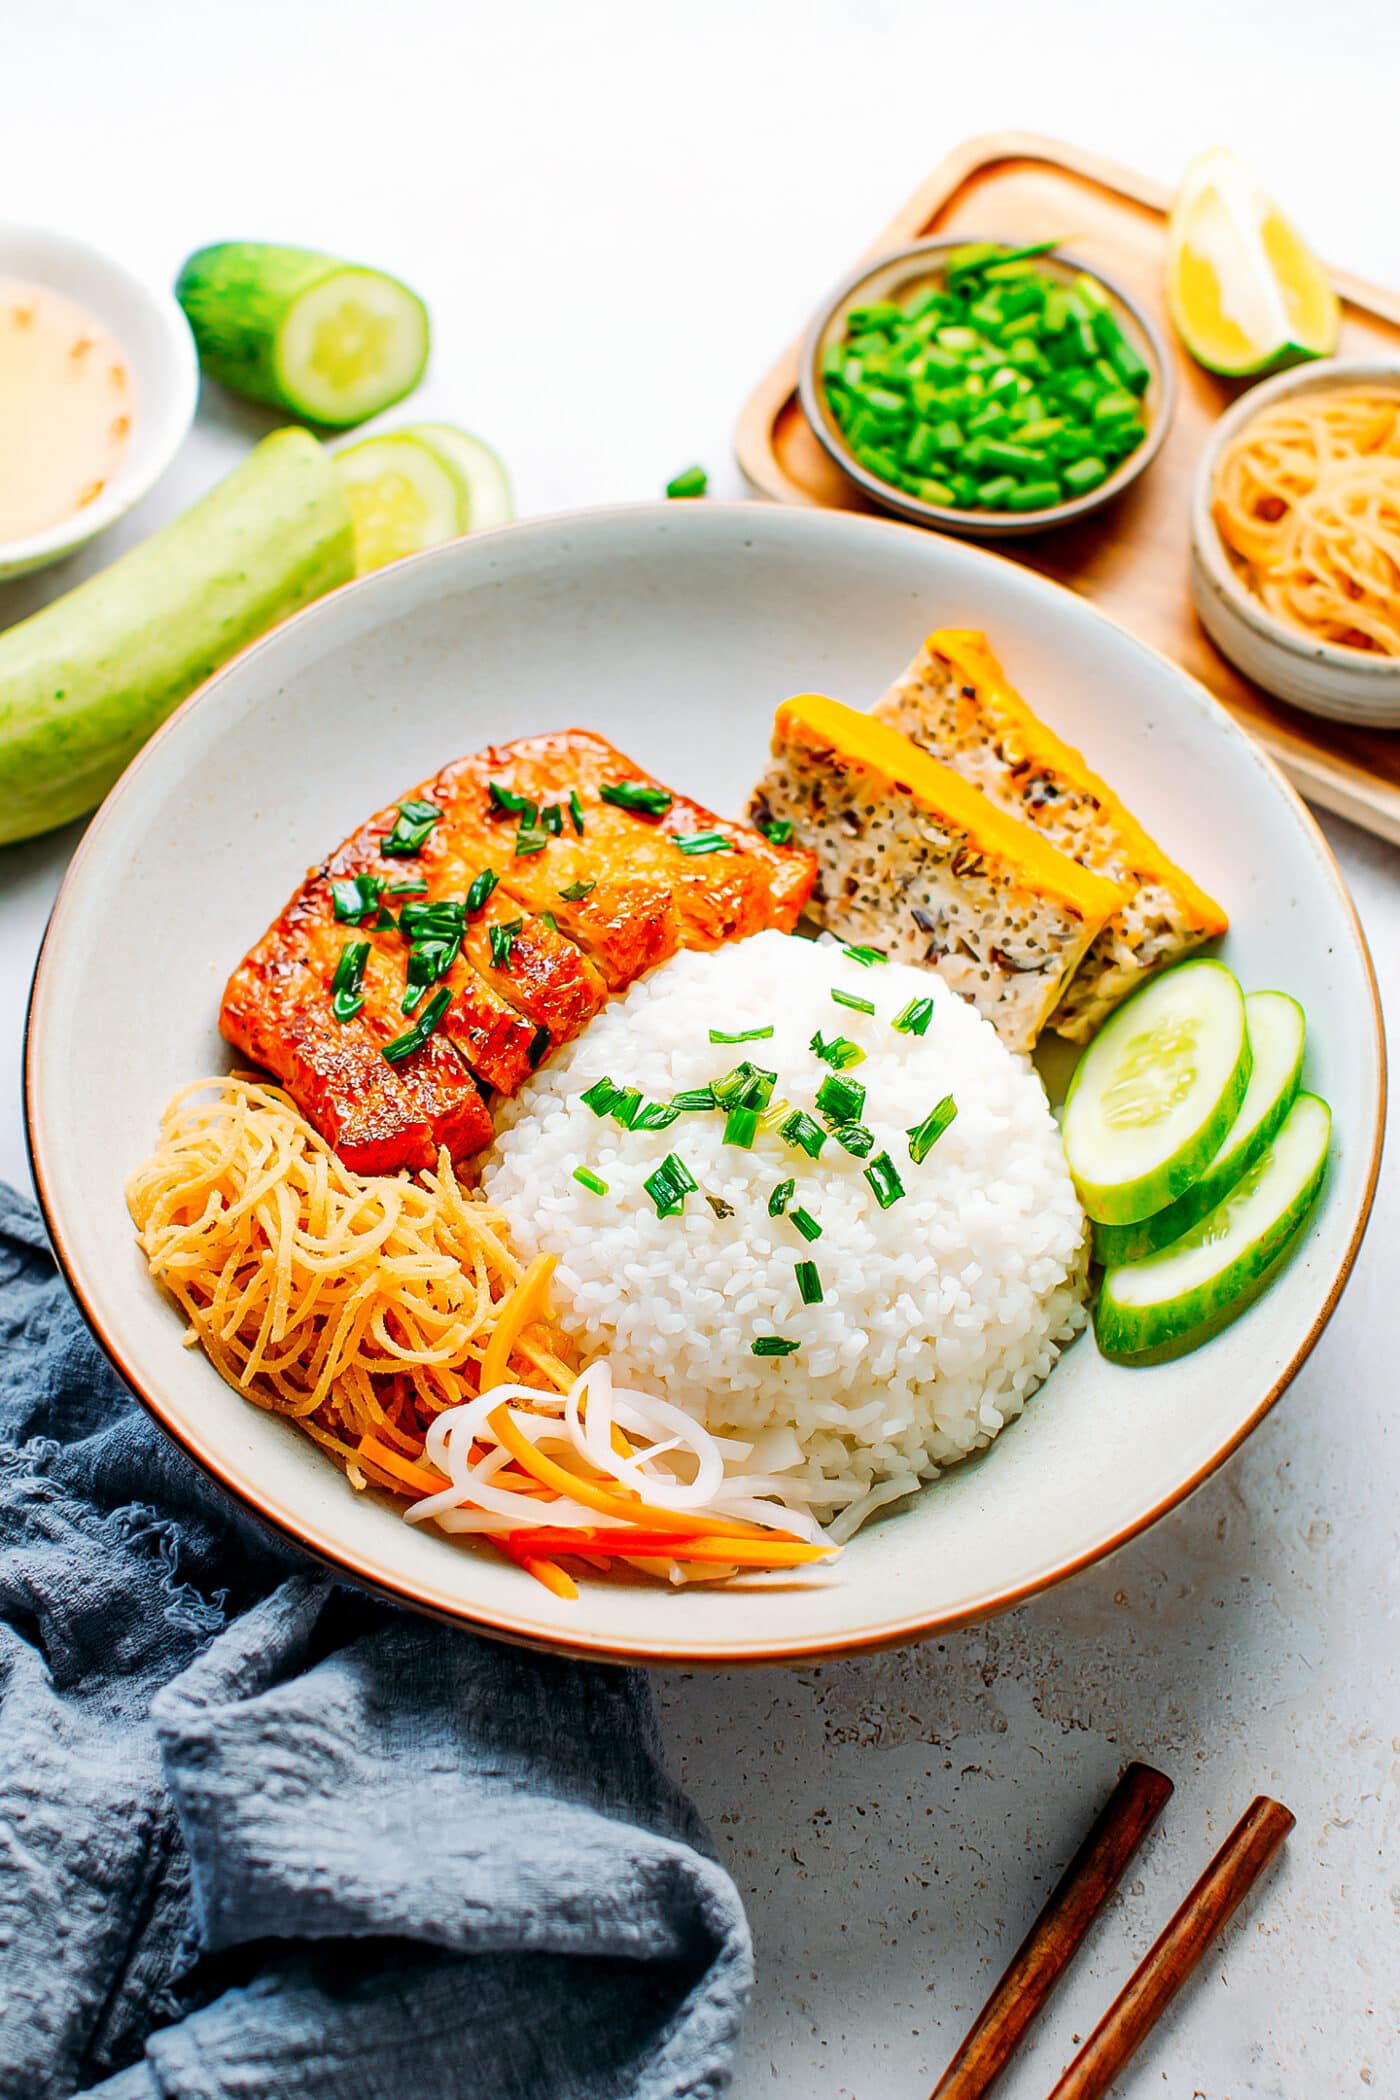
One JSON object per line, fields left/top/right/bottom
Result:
{"left": 0, "top": 278, "right": 135, "bottom": 542}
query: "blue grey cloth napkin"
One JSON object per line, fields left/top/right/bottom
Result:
{"left": 0, "top": 1183, "right": 751, "bottom": 2100}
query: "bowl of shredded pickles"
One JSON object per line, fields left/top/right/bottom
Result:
{"left": 799, "top": 236, "right": 1175, "bottom": 538}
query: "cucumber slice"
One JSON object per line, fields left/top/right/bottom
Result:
{"left": 408, "top": 423, "right": 514, "bottom": 531}
{"left": 1093, "top": 991, "right": 1305, "bottom": 1265}
{"left": 176, "top": 243, "right": 429, "bottom": 428}
{"left": 1063, "top": 960, "right": 1250, "bottom": 1226}
{"left": 1095, "top": 1093, "right": 1330, "bottom": 1360}
{"left": 334, "top": 433, "right": 467, "bottom": 574}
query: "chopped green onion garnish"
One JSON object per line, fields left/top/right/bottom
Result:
{"left": 330, "top": 939, "right": 370, "bottom": 1022}
{"left": 842, "top": 943, "right": 887, "bottom": 967}
{"left": 724, "top": 1106, "right": 759, "bottom": 1149}
{"left": 831, "top": 987, "right": 876, "bottom": 1015}
{"left": 386, "top": 880, "right": 428, "bottom": 898}
{"left": 706, "top": 1193, "right": 736, "bottom": 1220}
{"left": 399, "top": 898, "right": 466, "bottom": 942}
{"left": 538, "top": 911, "right": 559, "bottom": 933}
{"left": 382, "top": 799, "right": 442, "bottom": 857}
{"left": 864, "top": 1151, "right": 906, "bottom": 1209}
{"left": 514, "top": 824, "right": 550, "bottom": 857}
{"left": 489, "top": 919, "right": 523, "bottom": 969}
{"left": 665, "top": 465, "right": 708, "bottom": 498}
{"left": 892, "top": 997, "right": 935, "bottom": 1037}
{"left": 815, "top": 1072, "right": 866, "bottom": 1126}
{"left": 488, "top": 780, "right": 534, "bottom": 818}
{"left": 908, "top": 1094, "right": 958, "bottom": 1164}
{"left": 600, "top": 780, "right": 673, "bottom": 816}
{"left": 781, "top": 1110, "right": 827, "bottom": 1160}
{"left": 382, "top": 986, "right": 452, "bottom": 1063}
{"left": 756, "top": 815, "right": 794, "bottom": 846}
{"left": 832, "top": 1122, "right": 875, "bottom": 1158}
{"left": 711, "top": 1061, "right": 777, "bottom": 1112}
{"left": 810, "top": 1029, "right": 866, "bottom": 1070}
{"left": 466, "top": 868, "right": 499, "bottom": 914}
{"left": 572, "top": 1165, "right": 608, "bottom": 1196}
{"left": 672, "top": 831, "right": 733, "bottom": 856}
{"left": 768, "top": 1179, "right": 795, "bottom": 1217}
{"left": 527, "top": 1024, "right": 551, "bottom": 1070}
{"left": 558, "top": 879, "right": 596, "bottom": 902}
{"left": 610, "top": 1085, "right": 643, "bottom": 1129}
{"left": 568, "top": 789, "right": 585, "bottom": 835}
{"left": 790, "top": 1207, "right": 821, "bottom": 1242}
{"left": 795, "top": 1260, "right": 823, "bottom": 1305}
{"left": 634, "top": 1100, "right": 681, "bottom": 1131}
{"left": 580, "top": 1077, "right": 620, "bottom": 1117}
{"left": 644, "top": 1152, "right": 697, "bottom": 1218}
{"left": 751, "top": 1336, "right": 800, "bottom": 1357}
{"left": 670, "top": 1086, "right": 717, "bottom": 1113}
{"left": 401, "top": 935, "right": 460, "bottom": 1012}
{"left": 541, "top": 802, "right": 564, "bottom": 836}
{"left": 373, "top": 908, "right": 399, "bottom": 931}
{"left": 710, "top": 1025, "right": 774, "bottom": 1044}
{"left": 331, "top": 873, "right": 385, "bottom": 923}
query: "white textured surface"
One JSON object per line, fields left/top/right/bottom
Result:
{"left": 2, "top": 0, "right": 1397, "bottom": 2091}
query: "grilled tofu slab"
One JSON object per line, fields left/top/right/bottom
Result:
{"left": 222, "top": 728, "right": 814, "bottom": 1171}
{"left": 874, "top": 631, "right": 1228, "bottom": 1041}
{"left": 751, "top": 694, "right": 1125, "bottom": 1052}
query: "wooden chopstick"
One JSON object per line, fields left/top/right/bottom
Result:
{"left": 1045, "top": 1795, "right": 1295, "bottom": 2100}
{"left": 929, "top": 1762, "right": 1173, "bottom": 2100}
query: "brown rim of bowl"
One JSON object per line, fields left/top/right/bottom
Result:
{"left": 798, "top": 236, "right": 1177, "bottom": 537}
{"left": 1191, "top": 355, "right": 1400, "bottom": 678}
{"left": 22, "top": 501, "right": 1387, "bottom": 1668}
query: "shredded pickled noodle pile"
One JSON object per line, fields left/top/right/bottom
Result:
{"left": 1212, "top": 385, "right": 1400, "bottom": 655}
{"left": 125, "top": 1078, "right": 830, "bottom": 1597}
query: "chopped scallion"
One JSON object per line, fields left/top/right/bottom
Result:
{"left": 568, "top": 789, "right": 585, "bottom": 835}
{"left": 724, "top": 1106, "right": 759, "bottom": 1149}
{"left": 330, "top": 939, "right": 370, "bottom": 1022}
{"left": 795, "top": 1260, "right": 823, "bottom": 1305}
{"left": 756, "top": 814, "right": 794, "bottom": 846}
{"left": 401, "top": 934, "right": 460, "bottom": 1012}
{"left": 842, "top": 943, "right": 887, "bottom": 967}
{"left": 331, "top": 873, "right": 385, "bottom": 923}
{"left": 670, "top": 1085, "right": 717, "bottom": 1113}
{"left": 864, "top": 1151, "right": 906, "bottom": 1209}
{"left": 810, "top": 1029, "right": 866, "bottom": 1070}
{"left": 466, "top": 868, "right": 498, "bottom": 914}
{"left": 832, "top": 1122, "right": 875, "bottom": 1158}
{"left": 527, "top": 1024, "right": 551, "bottom": 1070}
{"left": 541, "top": 802, "right": 564, "bottom": 836}
{"left": 710, "top": 1024, "right": 774, "bottom": 1044}
{"left": 610, "top": 1085, "right": 643, "bottom": 1129}
{"left": 558, "top": 879, "right": 596, "bottom": 902}
{"left": 538, "top": 911, "right": 559, "bottom": 933}
{"left": 488, "top": 780, "right": 534, "bottom": 818}
{"left": 790, "top": 1207, "right": 821, "bottom": 1242}
{"left": 711, "top": 1061, "right": 777, "bottom": 1112}
{"left": 386, "top": 880, "right": 428, "bottom": 898}
{"left": 382, "top": 986, "right": 452, "bottom": 1064}
{"left": 580, "top": 1077, "right": 620, "bottom": 1117}
{"left": 399, "top": 898, "right": 466, "bottom": 942}
{"left": 706, "top": 1193, "right": 736, "bottom": 1220}
{"left": 831, "top": 987, "right": 876, "bottom": 1015}
{"left": 665, "top": 465, "right": 708, "bottom": 499}
{"left": 672, "top": 830, "right": 733, "bottom": 855}
{"left": 489, "top": 919, "right": 523, "bottom": 969}
{"left": 600, "top": 780, "right": 673, "bottom": 816}
{"left": 644, "top": 1152, "right": 697, "bottom": 1218}
{"left": 815, "top": 1071, "right": 866, "bottom": 1126}
{"left": 752, "top": 1336, "right": 800, "bottom": 1357}
{"left": 382, "top": 798, "right": 442, "bottom": 857}
{"left": 781, "top": 1110, "right": 827, "bottom": 1160}
{"left": 634, "top": 1100, "right": 681, "bottom": 1131}
{"left": 908, "top": 1094, "right": 958, "bottom": 1164}
{"left": 892, "top": 997, "right": 935, "bottom": 1037}
{"left": 572, "top": 1165, "right": 609, "bottom": 1196}
{"left": 768, "top": 1179, "right": 795, "bottom": 1217}
{"left": 513, "top": 824, "right": 550, "bottom": 857}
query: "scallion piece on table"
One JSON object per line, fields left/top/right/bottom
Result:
{"left": 568, "top": 789, "right": 585, "bottom": 835}
{"left": 466, "top": 868, "right": 498, "bottom": 914}
{"left": 644, "top": 1152, "right": 698, "bottom": 1218}
{"left": 815, "top": 1071, "right": 866, "bottom": 1127}
{"left": 795, "top": 1260, "right": 823, "bottom": 1306}
{"left": 330, "top": 939, "right": 370, "bottom": 1021}
{"left": 907, "top": 1094, "right": 958, "bottom": 1164}
{"left": 810, "top": 1029, "right": 866, "bottom": 1070}
{"left": 572, "top": 1166, "right": 609, "bottom": 1196}
{"left": 382, "top": 986, "right": 453, "bottom": 1064}
{"left": 671, "top": 831, "right": 733, "bottom": 855}
{"left": 781, "top": 1110, "right": 827, "bottom": 1161}
{"left": 710, "top": 1025, "right": 774, "bottom": 1044}
{"left": 864, "top": 1151, "right": 906, "bottom": 1208}
{"left": 724, "top": 1105, "right": 759, "bottom": 1149}
{"left": 842, "top": 943, "right": 886, "bottom": 967}
{"left": 488, "top": 780, "right": 534, "bottom": 818}
{"left": 489, "top": 919, "right": 523, "bottom": 969}
{"left": 558, "top": 879, "right": 596, "bottom": 902}
{"left": 790, "top": 1206, "right": 821, "bottom": 1242}
{"left": 665, "top": 465, "right": 708, "bottom": 499}
{"left": 381, "top": 798, "right": 442, "bottom": 857}
{"left": 892, "top": 997, "right": 935, "bottom": 1037}
{"left": 768, "top": 1178, "right": 795, "bottom": 1217}
{"left": 831, "top": 987, "right": 876, "bottom": 1016}
{"left": 600, "top": 780, "right": 674, "bottom": 816}
{"left": 752, "top": 1336, "right": 800, "bottom": 1358}
{"left": 580, "top": 1077, "right": 620, "bottom": 1117}
{"left": 331, "top": 873, "right": 385, "bottom": 923}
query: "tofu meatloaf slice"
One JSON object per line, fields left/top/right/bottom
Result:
{"left": 222, "top": 728, "right": 816, "bottom": 1171}
{"left": 750, "top": 694, "right": 1126, "bottom": 1052}
{"left": 874, "top": 630, "right": 1229, "bottom": 1041}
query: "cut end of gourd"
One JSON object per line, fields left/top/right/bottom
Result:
{"left": 334, "top": 433, "right": 466, "bottom": 573}
{"left": 1166, "top": 147, "right": 1339, "bottom": 377}
{"left": 406, "top": 423, "right": 515, "bottom": 532}
{"left": 277, "top": 268, "right": 430, "bottom": 428}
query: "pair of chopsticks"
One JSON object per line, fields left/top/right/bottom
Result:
{"left": 929, "top": 1763, "right": 1294, "bottom": 2099}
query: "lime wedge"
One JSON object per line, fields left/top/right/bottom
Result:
{"left": 1166, "top": 148, "right": 1340, "bottom": 376}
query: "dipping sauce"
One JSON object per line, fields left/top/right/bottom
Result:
{"left": 0, "top": 278, "right": 134, "bottom": 542}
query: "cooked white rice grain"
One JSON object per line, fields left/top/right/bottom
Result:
{"left": 483, "top": 931, "right": 1087, "bottom": 1535}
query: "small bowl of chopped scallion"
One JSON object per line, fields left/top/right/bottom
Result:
{"left": 798, "top": 236, "right": 1174, "bottom": 537}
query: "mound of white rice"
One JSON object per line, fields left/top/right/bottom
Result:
{"left": 483, "top": 931, "right": 1087, "bottom": 1537}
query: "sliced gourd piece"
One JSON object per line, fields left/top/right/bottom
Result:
{"left": 1093, "top": 990, "right": 1304, "bottom": 1265}
{"left": 408, "top": 423, "right": 514, "bottom": 531}
{"left": 1095, "top": 1092, "right": 1330, "bottom": 1360}
{"left": 1062, "top": 959, "right": 1250, "bottom": 1225}
{"left": 1165, "top": 149, "right": 1339, "bottom": 377}
{"left": 334, "top": 433, "right": 468, "bottom": 574}
{"left": 176, "top": 243, "right": 430, "bottom": 427}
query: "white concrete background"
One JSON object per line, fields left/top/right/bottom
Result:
{"left": 3, "top": 1, "right": 1398, "bottom": 2092}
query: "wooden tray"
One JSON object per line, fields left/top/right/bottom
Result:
{"left": 736, "top": 131, "right": 1400, "bottom": 848}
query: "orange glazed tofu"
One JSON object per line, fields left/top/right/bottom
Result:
{"left": 221, "top": 729, "right": 815, "bottom": 1172}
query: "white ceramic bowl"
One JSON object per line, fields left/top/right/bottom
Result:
{"left": 1191, "top": 357, "right": 1400, "bottom": 726}
{"left": 25, "top": 504, "right": 1384, "bottom": 1665}
{"left": 0, "top": 225, "right": 198, "bottom": 580}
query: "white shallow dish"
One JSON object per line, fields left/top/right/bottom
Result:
{"left": 26, "top": 504, "right": 1385, "bottom": 1666}
{"left": 1190, "top": 357, "right": 1400, "bottom": 727}
{"left": 0, "top": 225, "right": 198, "bottom": 580}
